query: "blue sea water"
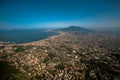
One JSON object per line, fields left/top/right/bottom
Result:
{"left": 0, "top": 29, "right": 57, "bottom": 44}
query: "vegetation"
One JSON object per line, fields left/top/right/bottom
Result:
{"left": 48, "top": 53, "right": 55, "bottom": 59}
{"left": 55, "top": 64, "right": 64, "bottom": 70}
{"left": 13, "top": 46, "right": 25, "bottom": 52}
{"left": 0, "top": 61, "right": 28, "bottom": 80}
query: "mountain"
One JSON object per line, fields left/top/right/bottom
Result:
{"left": 55, "top": 26, "right": 93, "bottom": 32}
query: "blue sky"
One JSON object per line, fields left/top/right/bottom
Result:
{"left": 0, "top": 0, "right": 120, "bottom": 29}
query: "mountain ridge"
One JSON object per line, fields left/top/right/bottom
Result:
{"left": 54, "top": 26, "right": 93, "bottom": 32}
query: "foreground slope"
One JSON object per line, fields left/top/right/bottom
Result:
{"left": 0, "top": 27, "right": 120, "bottom": 80}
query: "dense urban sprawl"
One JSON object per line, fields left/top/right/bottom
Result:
{"left": 0, "top": 31, "right": 120, "bottom": 80}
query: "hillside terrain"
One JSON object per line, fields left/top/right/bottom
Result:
{"left": 0, "top": 26, "right": 120, "bottom": 80}
{"left": 54, "top": 26, "right": 93, "bottom": 32}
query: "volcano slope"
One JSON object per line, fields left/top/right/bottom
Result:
{"left": 0, "top": 27, "right": 120, "bottom": 80}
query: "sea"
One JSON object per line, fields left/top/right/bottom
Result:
{"left": 0, "top": 29, "right": 57, "bottom": 44}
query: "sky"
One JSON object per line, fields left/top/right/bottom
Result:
{"left": 0, "top": 0, "right": 120, "bottom": 29}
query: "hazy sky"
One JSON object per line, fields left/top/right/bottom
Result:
{"left": 0, "top": 0, "right": 120, "bottom": 29}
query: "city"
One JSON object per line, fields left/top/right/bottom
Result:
{"left": 0, "top": 28, "right": 120, "bottom": 79}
